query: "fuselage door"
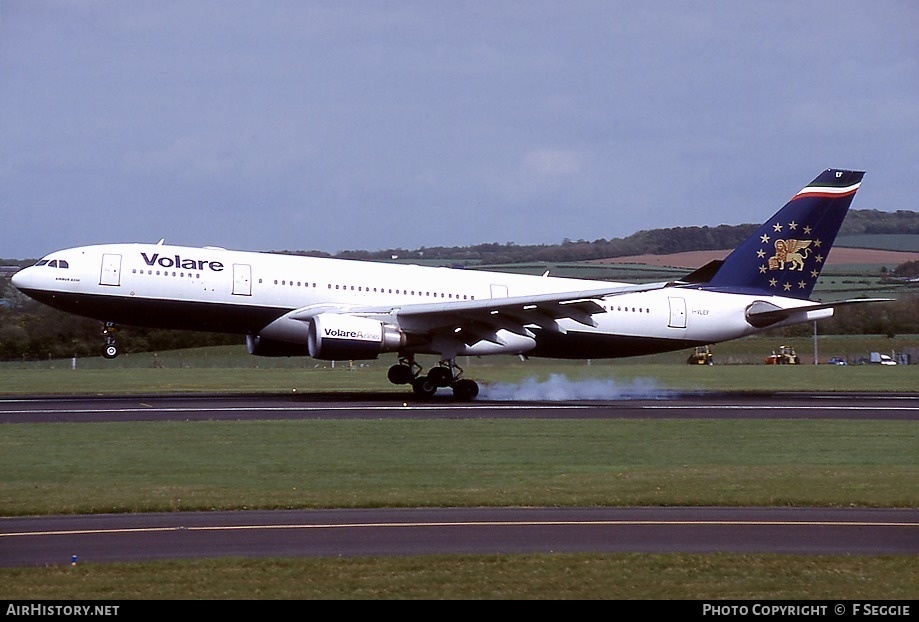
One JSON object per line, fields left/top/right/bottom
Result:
{"left": 490, "top": 284, "right": 508, "bottom": 299}
{"left": 100, "top": 254, "right": 122, "bottom": 287}
{"left": 232, "top": 263, "right": 252, "bottom": 296}
{"left": 668, "top": 297, "right": 687, "bottom": 328}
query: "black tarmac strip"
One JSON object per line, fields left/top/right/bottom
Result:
{"left": 3, "top": 506, "right": 918, "bottom": 567}
{"left": 1, "top": 390, "right": 919, "bottom": 423}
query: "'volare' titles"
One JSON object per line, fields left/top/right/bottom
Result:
{"left": 141, "top": 252, "right": 224, "bottom": 271}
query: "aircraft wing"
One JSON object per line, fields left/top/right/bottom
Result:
{"left": 287, "top": 281, "right": 673, "bottom": 345}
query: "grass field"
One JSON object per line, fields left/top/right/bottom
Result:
{"left": 1, "top": 340, "right": 917, "bottom": 600}
{"left": 2, "top": 333, "right": 919, "bottom": 396}
{"left": 3, "top": 418, "right": 916, "bottom": 514}
{"left": 3, "top": 358, "right": 919, "bottom": 395}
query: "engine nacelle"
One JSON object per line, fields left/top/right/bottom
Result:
{"left": 307, "top": 313, "right": 406, "bottom": 360}
{"left": 246, "top": 334, "right": 309, "bottom": 357}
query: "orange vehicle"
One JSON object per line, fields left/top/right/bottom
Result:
{"left": 765, "top": 345, "right": 800, "bottom": 365}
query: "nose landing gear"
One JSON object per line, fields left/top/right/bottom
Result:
{"left": 102, "top": 322, "right": 119, "bottom": 359}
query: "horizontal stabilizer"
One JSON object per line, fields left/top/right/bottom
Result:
{"left": 681, "top": 260, "right": 724, "bottom": 284}
{"left": 746, "top": 298, "right": 893, "bottom": 328}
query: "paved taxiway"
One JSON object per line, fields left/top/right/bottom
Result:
{"left": 2, "top": 392, "right": 917, "bottom": 566}
{"left": 3, "top": 506, "right": 918, "bottom": 567}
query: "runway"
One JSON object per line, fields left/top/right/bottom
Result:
{"left": 3, "top": 390, "right": 919, "bottom": 423}
{"left": 1, "top": 392, "right": 917, "bottom": 567}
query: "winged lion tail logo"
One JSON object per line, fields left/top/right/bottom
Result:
{"left": 767, "top": 239, "right": 812, "bottom": 271}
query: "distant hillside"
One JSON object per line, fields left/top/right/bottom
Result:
{"left": 835, "top": 234, "right": 919, "bottom": 252}
{"left": 836, "top": 209, "right": 919, "bottom": 235}
{"left": 290, "top": 208, "right": 919, "bottom": 266}
{"left": 598, "top": 247, "right": 919, "bottom": 270}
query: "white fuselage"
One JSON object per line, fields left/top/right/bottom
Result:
{"left": 12, "top": 242, "right": 831, "bottom": 359}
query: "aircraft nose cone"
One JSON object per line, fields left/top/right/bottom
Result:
{"left": 10, "top": 267, "right": 32, "bottom": 291}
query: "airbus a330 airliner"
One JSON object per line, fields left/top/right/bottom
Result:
{"left": 12, "top": 169, "right": 887, "bottom": 399}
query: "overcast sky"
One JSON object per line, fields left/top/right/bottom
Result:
{"left": 1, "top": 1, "right": 917, "bottom": 259}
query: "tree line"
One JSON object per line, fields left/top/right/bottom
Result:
{"left": 281, "top": 208, "right": 919, "bottom": 266}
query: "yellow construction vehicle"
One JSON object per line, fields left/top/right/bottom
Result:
{"left": 765, "top": 345, "right": 800, "bottom": 365}
{"left": 687, "top": 345, "right": 714, "bottom": 365}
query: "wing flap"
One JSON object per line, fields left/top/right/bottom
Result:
{"left": 386, "top": 282, "right": 668, "bottom": 337}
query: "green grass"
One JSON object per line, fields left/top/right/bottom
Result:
{"left": 2, "top": 333, "right": 919, "bottom": 394}
{"left": 3, "top": 363, "right": 919, "bottom": 395}
{"left": 2, "top": 355, "right": 919, "bottom": 394}
{"left": 2, "top": 419, "right": 916, "bottom": 514}
{"left": 1, "top": 555, "right": 915, "bottom": 600}
{"left": 1, "top": 342, "right": 917, "bottom": 600}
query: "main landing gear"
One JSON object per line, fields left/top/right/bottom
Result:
{"left": 387, "top": 356, "right": 479, "bottom": 401}
{"left": 102, "top": 322, "right": 119, "bottom": 359}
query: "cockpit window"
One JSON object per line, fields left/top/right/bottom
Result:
{"left": 34, "top": 258, "right": 69, "bottom": 268}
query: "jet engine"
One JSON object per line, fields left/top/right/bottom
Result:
{"left": 307, "top": 313, "right": 406, "bottom": 360}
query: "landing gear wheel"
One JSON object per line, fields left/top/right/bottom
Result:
{"left": 387, "top": 364, "right": 414, "bottom": 385}
{"left": 452, "top": 378, "right": 479, "bottom": 401}
{"left": 428, "top": 366, "right": 453, "bottom": 387}
{"left": 411, "top": 376, "right": 437, "bottom": 398}
{"left": 102, "top": 322, "right": 119, "bottom": 359}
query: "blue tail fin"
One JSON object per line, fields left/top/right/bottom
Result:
{"left": 705, "top": 169, "right": 864, "bottom": 299}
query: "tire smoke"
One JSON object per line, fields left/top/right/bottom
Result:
{"left": 478, "top": 373, "right": 668, "bottom": 401}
